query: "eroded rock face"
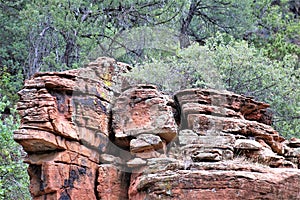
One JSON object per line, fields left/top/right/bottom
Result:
{"left": 129, "top": 162, "right": 300, "bottom": 200}
{"left": 128, "top": 88, "right": 300, "bottom": 200}
{"left": 14, "top": 58, "right": 300, "bottom": 200}
{"left": 14, "top": 57, "right": 131, "bottom": 199}
{"left": 112, "top": 84, "right": 177, "bottom": 158}
{"left": 97, "top": 164, "right": 130, "bottom": 200}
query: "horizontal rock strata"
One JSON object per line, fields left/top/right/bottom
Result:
{"left": 14, "top": 57, "right": 131, "bottom": 199}
{"left": 14, "top": 57, "right": 300, "bottom": 199}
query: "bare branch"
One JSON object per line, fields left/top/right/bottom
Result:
{"left": 39, "top": 27, "right": 50, "bottom": 36}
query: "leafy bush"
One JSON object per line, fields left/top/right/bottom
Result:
{"left": 0, "top": 67, "right": 23, "bottom": 106}
{"left": 126, "top": 34, "right": 299, "bottom": 138}
{"left": 0, "top": 97, "right": 31, "bottom": 199}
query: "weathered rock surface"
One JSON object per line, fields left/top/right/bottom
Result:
{"left": 129, "top": 162, "right": 300, "bottom": 200}
{"left": 97, "top": 164, "right": 130, "bottom": 200}
{"left": 112, "top": 85, "right": 178, "bottom": 148}
{"left": 288, "top": 137, "right": 300, "bottom": 148}
{"left": 14, "top": 57, "right": 131, "bottom": 199}
{"left": 234, "top": 139, "right": 263, "bottom": 150}
{"left": 14, "top": 58, "right": 300, "bottom": 199}
{"left": 175, "top": 88, "right": 272, "bottom": 124}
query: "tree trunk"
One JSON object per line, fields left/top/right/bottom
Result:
{"left": 179, "top": 1, "right": 198, "bottom": 49}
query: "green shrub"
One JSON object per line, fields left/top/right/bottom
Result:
{"left": 126, "top": 34, "right": 299, "bottom": 138}
{"left": 0, "top": 67, "right": 23, "bottom": 105}
{"left": 0, "top": 97, "right": 31, "bottom": 200}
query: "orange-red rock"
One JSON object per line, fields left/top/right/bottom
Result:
{"left": 175, "top": 88, "right": 272, "bottom": 125}
{"left": 14, "top": 58, "right": 300, "bottom": 200}
{"left": 112, "top": 84, "right": 178, "bottom": 149}
{"left": 97, "top": 164, "right": 129, "bottom": 200}
{"left": 26, "top": 149, "right": 99, "bottom": 199}
{"left": 129, "top": 164, "right": 300, "bottom": 200}
{"left": 14, "top": 57, "right": 130, "bottom": 199}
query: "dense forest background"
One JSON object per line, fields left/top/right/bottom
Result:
{"left": 0, "top": 0, "right": 299, "bottom": 199}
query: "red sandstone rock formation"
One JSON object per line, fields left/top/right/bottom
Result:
{"left": 14, "top": 57, "right": 131, "bottom": 199}
{"left": 128, "top": 89, "right": 300, "bottom": 199}
{"left": 14, "top": 57, "right": 300, "bottom": 200}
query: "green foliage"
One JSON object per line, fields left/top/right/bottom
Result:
{"left": 0, "top": 0, "right": 28, "bottom": 72}
{"left": 91, "top": 26, "right": 180, "bottom": 65}
{"left": 250, "top": 0, "right": 300, "bottom": 62}
{"left": 0, "top": 97, "right": 31, "bottom": 199}
{"left": 188, "top": 0, "right": 255, "bottom": 39}
{"left": 0, "top": 67, "right": 23, "bottom": 105}
{"left": 127, "top": 34, "right": 300, "bottom": 138}
{"left": 17, "top": 0, "right": 183, "bottom": 78}
{"left": 3, "top": 0, "right": 297, "bottom": 79}
{"left": 19, "top": 0, "right": 94, "bottom": 77}
{"left": 262, "top": 33, "right": 300, "bottom": 63}
{"left": 209, "top": 34, "right": 299, "bottom": 138}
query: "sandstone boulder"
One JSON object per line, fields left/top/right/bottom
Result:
{"left": 112, "top": 84, "right": 178, "bottom": 150}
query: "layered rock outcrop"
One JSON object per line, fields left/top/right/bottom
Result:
{"left": 128, "top": 89, "right": 300, "bottom": 199}
{"left": 14, "top": 57, "right": 300, "bottom": 199}
{"left": 14, "top": 57, "right": 131, "bottom": 199}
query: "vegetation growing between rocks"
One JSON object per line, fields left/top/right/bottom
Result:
{"left": 0, "top": 0, "right": 299, "bottom": 198}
